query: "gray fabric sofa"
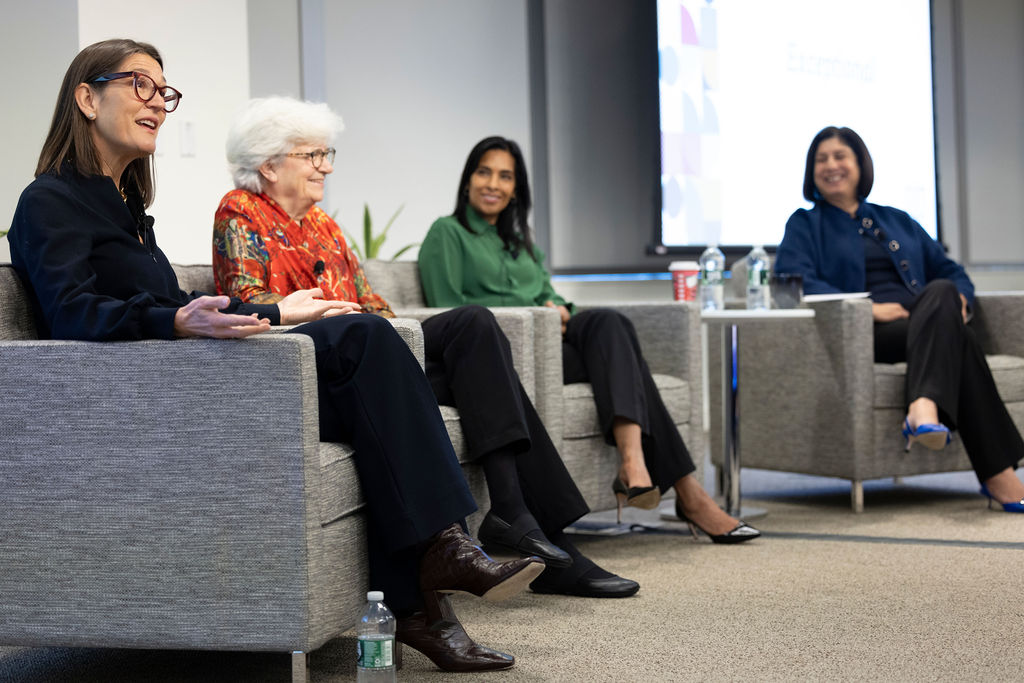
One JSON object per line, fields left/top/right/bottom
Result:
{"left": 708, "top": 293, "right": 1024, "bottom": 511}
{"left": 0, "top": 263, "right": 486, "bottom": 682}
{"left": 361, "top": 259, "right": 705, "bottom": 514}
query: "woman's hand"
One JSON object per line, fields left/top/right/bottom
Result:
{"left": 174, "top": 296, "right": 271, "bottom": 338}
{"left": 277, "top": 288, "right": 362, "bottom": 324}
{"left": 872, "top": 302, "right": 910, "bottom": 323}
{"left": 545, "top": 300, "right": 571, "bottom": 334}
{"left": 960, "top": 293, "right": 969, "bottom": 323}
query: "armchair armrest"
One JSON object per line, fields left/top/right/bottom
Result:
{"left": 0, "top": 334, "right": 326, "bottom": 650}
{"left": 712, "top": 297, "right": 876, "bottom": 475}
{"left": 391, "top": 306, "right": 537, "bottom": 400}
{"left": 971, "top": 292, "right": 1024, "bottom": 358}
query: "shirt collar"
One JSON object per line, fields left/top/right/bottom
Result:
{"left": 464, "top": 204, "right": 496, "bottom": 235}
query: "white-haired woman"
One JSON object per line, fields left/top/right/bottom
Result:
{"left": 213, "top": 97, "right": 642, "bottom": 601}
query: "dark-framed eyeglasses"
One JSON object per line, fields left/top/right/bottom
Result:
{"left": 90, "top": 71, "right": 183, "bottom": 113}
{"left": 285, "top": 148, "right": 336, "bottom": 169}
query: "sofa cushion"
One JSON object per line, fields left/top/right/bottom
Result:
{"left": 562, "top": 373, "right": 690, "bottom": 440}
{"left": 873, "top": 354, "right": 1024, "bottom": 408}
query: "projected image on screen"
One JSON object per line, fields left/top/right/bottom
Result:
{"left": 657, "top": 0, "right": 937, "bottom": 248}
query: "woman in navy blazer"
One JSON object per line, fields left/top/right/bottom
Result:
{"left": 775, "top": 126, "right": 1024, "bottom": 512}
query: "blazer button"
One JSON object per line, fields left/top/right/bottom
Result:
{"left": 889, "top": 240, "right": 900, "bottom": 251}
{"left": 910, "top": 279, "right": 919, "bottom": 287}
{"left": 862, "top": 217, "right": 873, "bottom": 229}
{"left": 900, "top": 260, "right": 910, "bottom": 271}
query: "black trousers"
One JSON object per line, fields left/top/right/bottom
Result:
{"left": 874, "top": 279, "right": 1023, "bottom": 481}
{"left": 421, "top": 306, "right": 589, "bottom": 534}
{"left": 561, "top": 308, "right": 695, "bottom": 491}
{"left": 289, "top": 314, "right": 477, "bottom": 613}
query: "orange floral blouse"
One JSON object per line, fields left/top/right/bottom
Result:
{"left": 213, "top": 190, "right": 393, "bottom": 317}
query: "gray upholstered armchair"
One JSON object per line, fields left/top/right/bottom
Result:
{"left": 361, "top": 259, "right": 704, "bottom": 514}
{"left": 708, "top": 293, "right": 1024, "bottom": 511}
{"left": 0, "top": 263, "right": 483, "bottom": 682}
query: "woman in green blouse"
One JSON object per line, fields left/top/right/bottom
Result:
{"left": 420, "top": 136, "right": 759, "bottom": 544}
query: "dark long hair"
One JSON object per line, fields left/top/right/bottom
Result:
{"left": 453, "top": 136, "right": 535, "bottom": 260}
{"left": 36, "top": 38, "right": 163, "bottom": 208}
{"left": 802, "top": 126, "right": 874, "bottom": 203}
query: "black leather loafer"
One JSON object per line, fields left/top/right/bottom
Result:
{"left": 477, "top": 511, "right": 573, "bottom": 569}
{"left": 530, "top": 565, "right": 640, "bottom": 598}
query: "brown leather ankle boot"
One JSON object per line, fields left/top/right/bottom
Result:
{"left": 395, "top": 591, "right": 514, "bottom": 672}
{"left": 418, "top": 523, "right": 544, "bottom": 601}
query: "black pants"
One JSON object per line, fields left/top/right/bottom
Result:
{"left": 561, "top": 308, "right": 695, "bottom": 491}
{"left": 289, "top": 314, "right": 477, "bottom": 613}
{"left": 874, "top": 279, "right": 1023, "bottom": 481}
{"left": 421, "top": 306, "right": 589, "bottom": 534}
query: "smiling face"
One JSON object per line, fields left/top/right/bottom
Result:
{"left": 467, "top": 149, "right": 516, "bottom": 224}
{"left": 813, "top": 136, "right": 861, "bottom": 210}
{"left": 261, "top": 142, "right": 333, "bottom": 220}
{"left": 82, "top": 53, "right": 167, "bottom": 181}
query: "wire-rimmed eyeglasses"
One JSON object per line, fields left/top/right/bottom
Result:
{"left": 285, "top": 148, "right": 336, "bottom": 169}
{"left": 90, "top": 71, "right": 183, "bottom": 113}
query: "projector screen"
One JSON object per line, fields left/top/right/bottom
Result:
{"left": 657, "top": 0, "right": 938, "bottom": 251}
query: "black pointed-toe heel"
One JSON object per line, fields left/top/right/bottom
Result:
{"left": 675, "top": 498, "right": 760, "bottom": 544}
{"left": 611, "top": 477, "right": 661, "bottom": 524}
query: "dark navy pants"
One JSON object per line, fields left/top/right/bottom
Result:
{"left": 290, "top": 314, "right": 476, "bottom": 613}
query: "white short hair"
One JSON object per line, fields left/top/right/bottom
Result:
{"left": 226, "top": 97, "right": 345, "bottom": 192}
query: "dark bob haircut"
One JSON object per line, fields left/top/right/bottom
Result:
{"left": 802, "top": 126, "right": 874, "bottom": 203}
{"left": 36, "top": 38, "right": 164, "bottom": 208}
{"left": 453, "top": 136, "right": 536, "bottom": 260}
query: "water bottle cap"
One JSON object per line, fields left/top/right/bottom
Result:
{"left": 367, "top": 590, "right": 384, "bottom": 602}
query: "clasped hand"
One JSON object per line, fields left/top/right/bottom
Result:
{"left": 872, "top": 293, "right": 969, "bottom": 324}
{"left": 276, "top": 287, "right": 362, "bottom": 325}
{"left": 174, "top": 289, "right": 360, "bottom": 338}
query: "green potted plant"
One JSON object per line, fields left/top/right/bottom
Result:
{"left": 341, "top": 203, "right": 418, "bottom": 261}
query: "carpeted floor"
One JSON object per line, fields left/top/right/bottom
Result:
{"left": 2, "top": 469, "right": 1021, "bottom": 682}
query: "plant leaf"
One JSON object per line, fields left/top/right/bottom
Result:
{"left": 362, "top": 204, "right": 374, "bottom": 259}
{"left": 390, "top": 242, "right": 419, "bottom": 261}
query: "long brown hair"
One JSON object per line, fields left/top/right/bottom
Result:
{"left": 36, "top": 38, "right": 164, "bottom": 207}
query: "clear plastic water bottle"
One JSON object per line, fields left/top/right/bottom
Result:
{"left": 745, "top": 245, "right": 770, "bottom": 310}
{"left": 698, "top": 244, "right": 726, "bottom": 311}
{"left": 356, "top": 591, "right": 397, "bottom": 682}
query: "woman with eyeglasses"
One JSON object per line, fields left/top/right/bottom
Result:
{"left": 213, "top": 97, "right": 640, "bottom": 600}
{"left": 9, "top": 39, "right": 544, "bottom": 674}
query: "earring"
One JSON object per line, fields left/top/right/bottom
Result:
{"left": 88, "top": 113, "right": 95, "bottom": 120}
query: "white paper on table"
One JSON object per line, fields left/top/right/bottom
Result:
{"left": 802, "top": 292, "right": 871, "bottom": 303}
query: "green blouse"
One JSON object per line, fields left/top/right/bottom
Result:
{"left": 418, "top": 206, "right": 573, "bottom": 313}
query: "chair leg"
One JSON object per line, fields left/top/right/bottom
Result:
{"left": 291, "top": 651, "right": 309, "bottom": 683}
{"left": 851, "top": 480, "right": 864, "bottom": 513}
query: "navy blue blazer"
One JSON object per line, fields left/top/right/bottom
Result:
{"left": 774, "top": 201, "right": 974, "bottom": 307}
{"left": 9, "top": 164, "right": 279, "bottom": 340}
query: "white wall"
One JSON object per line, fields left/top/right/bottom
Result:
{"left": 77, "top": 0, "right": 250, "bottom": 265}
{"left": 317, "top": 0, "right": 532, "bottom": 260}
{"left": 0, "top": 0, "right": 78, "bottom": 263}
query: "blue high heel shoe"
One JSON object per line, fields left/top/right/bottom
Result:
{"left": 901, "top": 419, "right": 951, "bottom": 451}
{"left": 979, "top": 484, "right": 1024, "bottom": 513}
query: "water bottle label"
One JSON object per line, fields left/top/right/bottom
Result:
{"left": 357, "top": 637, "right": 394, "bottom": 669}
{"left": 748, "top": 268, "right": 769, "bottom": 286}
{"left": 700, "top": 270, "right": 722, "bottom": 284}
